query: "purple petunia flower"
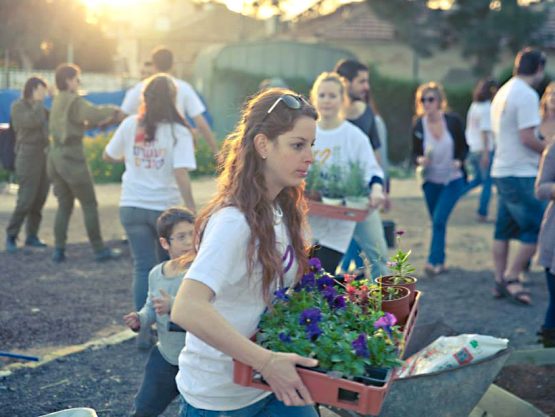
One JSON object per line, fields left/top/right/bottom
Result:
{"left": 374, "top": 312, "right": 397, "bottom": 329}
{"left": 322, "top": 286, "right": 337, "bottom": 304}
{"left": 308, "top": 257, "right": 322, "bottom": 271}
{"left": 396, "top": 230, "right": 405, "bottom": 236}
{"left": 386, "top": 261, "right": 398, "bottom": 268}
{"left": 274, "top": 287, "right": 290, "bottom": 301}
{"left": 374, "top": 312, "right": 397, "bottom": 337}
{"left": 317, "top": 276, "right": 335, "bottom": 292}
{"left": 305, "top": 323, "right": 322, "bottom": 341}
{"left": 295, "top": 272, "right": 316, "bottom": 292}
{"left": 352, "top": 333, "right": 369, "bottom": 358}
{"left": 332, "top": 294, "right": 346, "bottom": 310}
{"left": 299, "top": 307, "right": 322, "bottom": 326}
{"left": 279, "top": 332, "right": 292, "bottom": 343}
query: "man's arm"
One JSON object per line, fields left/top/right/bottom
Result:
{"left": 192, "top": 115, "right": 218, "bottom": 156}
{"left": 519, "top": 126, "right": 546, "bottom": 154}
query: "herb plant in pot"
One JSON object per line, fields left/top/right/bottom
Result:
{"left": 304, "top": 159, "right": 323, "bottom": 201}
{"left": 322, "top": 164, "right": 345, "bottom": 206}
{"left": 370, "top": 285, "right": 411, "bottom": 326}
{"left": 344, "top": 160, "right": 369, "bottom": 209}
{"left": 376, "top": 230, "right": 418, "bottom": 305}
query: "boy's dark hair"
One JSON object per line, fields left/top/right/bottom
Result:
{"left": 55, "top": 63, "right": 80, "bottom": 91}
{"left": 514, "top": 48, "right": 546, "bottom": 76}
{"left": 157, "top": 207, "right": 195, "bottom": 240}
{"left": 334, "top": 59, "right": 368, "bottom": 82}
{"left": 23, "top": 76, "right": 47, "bottom": 100}
{"left": 151, "top": 47, "right": 173, "bottom": 72}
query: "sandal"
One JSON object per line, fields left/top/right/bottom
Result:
{"left": 497, "top": 278, "right": 532, "bottom": 305}
{"left": 492, "top": 281, "right": 506, "bottom": 299}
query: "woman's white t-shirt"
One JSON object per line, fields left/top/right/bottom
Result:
{"left": 465, "top": 101, "right": 494, "bottom": 152}
{"left": 176, "top": 206, "right": 298, "bottom": 411}
{"left": 105, "top": 115, "right": 196, "bottom": 211}
{"left": 308, "top": 121, "right": 383, "bottom": 253}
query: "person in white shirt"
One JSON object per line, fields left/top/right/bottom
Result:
{"left": 463, "top": 78, "right": 498, "bottom": 222}
{"left": 308, "top": 72, "right": 385, "bottom": 274}
{"left": 103, "top": 74, "right": 197, "bottom": 348}
{"left": 171, "top": 88, "right": 320, "bottom": 416}
{"left": 490, "top": 48, "right": 547, "bottom": 305}
{"left": 121, "top": 47, "right": 218, "bottom": 156}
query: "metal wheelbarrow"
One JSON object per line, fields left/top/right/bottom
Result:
{"left": 326, "top": 321, "right": 512, "bottom": 417}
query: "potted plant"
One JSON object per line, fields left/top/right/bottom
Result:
{"left": 370, "top": 285, "right": 411, "bottom": 326}
{"left": 322, "top": 164, "right": 345, "bottom": 206}
{"left": 304, "top": 159, "right": 324, "bottom": 201}
{"left": 344, "top": 160, "right": 369, "bottom": 209}
{"left": 256, "top": 258, "right": 404, "bottom": 386}
{"left": 376, "top": 230, "right": 418, "bottom": 304}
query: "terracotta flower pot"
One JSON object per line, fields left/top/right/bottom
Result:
{"left": 371, "top": 285, "right": 411, "bottom": 325}
{"left": 321, "top": 196, "right": 344, "bottom": 206}
{"left": 376, "top": 275, "right": 418, "bottom": 305}
{"left": 305, "top": 190, "right": 322, "bottom": 202}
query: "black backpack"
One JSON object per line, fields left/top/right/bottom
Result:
{"left": 0, "top": 121, "right": 16, "bottom": 172}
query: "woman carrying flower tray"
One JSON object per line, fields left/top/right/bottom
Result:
{"left": 308, "top": 72, "right": 385, "bottom": 273}
{"left": 171, "top": 89, "right": 320, "bottom": 416}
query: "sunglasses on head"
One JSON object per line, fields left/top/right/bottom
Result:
{"left": 261, "top": 94, "right": 309, "bottom": 125}
{"left": 420, "top": 96, "right": 436, "bottom": 104}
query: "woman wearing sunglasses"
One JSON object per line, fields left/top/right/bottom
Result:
{"left": 412, "top": 82, "right": 468, "bottom": 276}
{"left": 309, "top": 72, "right": 385, "bottom": 273}
{"left": 171, "top": 89, "right": 320, "bottom": 416}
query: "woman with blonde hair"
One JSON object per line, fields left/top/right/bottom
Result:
{"left": 540, "top": 82, "right": 555, "bottom": 143}
{"left": 171, "top": 88, "right": 321, "bottom": 415}
{"left": 412, "top": 82, "right": 468, "bottom": 275}
{"left": 308, "top": 72, "right": 385, "bottom": 273}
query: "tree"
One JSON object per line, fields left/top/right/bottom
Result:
{"left": 0, "top": 0, "right": 116, "bottom": 71}
{"left": 446, "top": 0, "right": 548, "bottom": 76}
{"left": 367, "top": 0, "right": 549, "bottom": 77}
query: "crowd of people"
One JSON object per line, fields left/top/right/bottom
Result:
{"left": 3, "top": 45, "right": 555, "bottom": 415}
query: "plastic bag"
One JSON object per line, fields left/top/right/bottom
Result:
{"left": 397, "top": 334, "right": 508, "bottom": 378}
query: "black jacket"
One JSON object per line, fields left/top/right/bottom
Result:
{"left": 411, "top": 112, "right": 469, "bottom": 177}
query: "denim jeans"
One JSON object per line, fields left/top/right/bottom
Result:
{"left": 120, "top": 206, "right": 168, "bottom": 310}
{"left": 347, "top": 210, "right": 389, "bottom": 279}
{"left": 422, "top": 178, "right": 465, "bottom": 265}
{"left": 179, "top": 394, "right": 319, "bottom": 417}
{"left": 133, "top": 345, "right": 179, "bottom": 417}
{"left": 545, "top": 269, "right": 555, "bottom": 329}
{"left": 463, "top": 150, "right": 493, "bottom": 217}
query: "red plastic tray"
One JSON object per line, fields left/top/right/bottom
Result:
{"left": 233, "top": 291, "right": 421, "bottom": 415}
{"left": 307, "top": 200, "right": 369, "bottom": 222}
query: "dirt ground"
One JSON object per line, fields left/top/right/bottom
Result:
{"left": 1, "top": 177, "right": 554, "bottom": 416}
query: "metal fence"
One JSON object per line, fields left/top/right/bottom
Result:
{"left": 0, "top": 69, "right": 138, "bottom": 92}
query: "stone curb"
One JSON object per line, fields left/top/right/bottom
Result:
{"left": 0, "top": 329, "right": 136, "bottom": 378}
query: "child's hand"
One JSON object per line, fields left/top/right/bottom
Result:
{"left": 151, "top": 289, "right": 172, "bottom": 316}
{"left": 123, "top": 312, "right": 140, "bottom": 331}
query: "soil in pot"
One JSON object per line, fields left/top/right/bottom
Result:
{"left": 377, "top": 275, "right": 418, "bottom": 305}
{"left": 372, "top": 286, "right": 411, "bottom": 325}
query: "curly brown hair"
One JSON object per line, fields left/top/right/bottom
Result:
{"left": 195, "top": 88, "right": 317, "bottom": 305}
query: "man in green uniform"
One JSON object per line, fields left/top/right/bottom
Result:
{"left": 6, "top": 77, "right": 50, "bottom": 252}
{"left": 47, "top": 63, "right": 124, "bottom": 263}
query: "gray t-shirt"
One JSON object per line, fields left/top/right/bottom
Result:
{"left": 423, "top": 116, "right": 463, "bottom": 184}
{"left": 138, "top": 262, "right": 186, "bottom": 365}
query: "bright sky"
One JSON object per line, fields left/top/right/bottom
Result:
{"left": 80, "top": 0, "right": 365, "bottom": 20}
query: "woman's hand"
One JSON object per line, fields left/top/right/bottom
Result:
{"left": 452, "top": 159, "right": 462, "bottom": 169}
{"left": 369, "top": 183, "right": 385, "bottom": 208}
{"left": 416, "top": 156, "right": 430, "bottom": 167}
{"left": 480, "top": 152, "right": 490, "bottom": 170}
{"left": 258, "top": 351, "right": 318, "bottom": 406}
